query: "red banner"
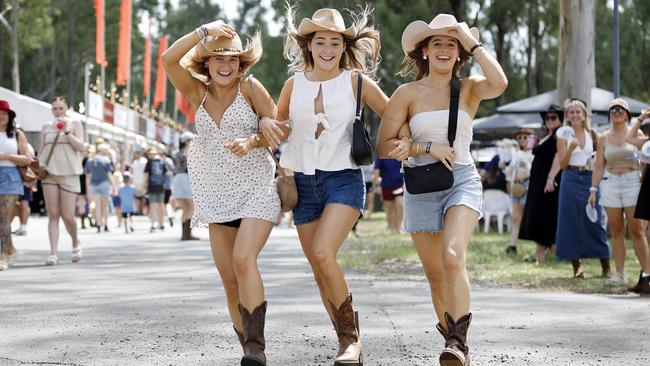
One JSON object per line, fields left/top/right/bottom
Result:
{"left": 117, "top": 0, "right": 132, "bottom": 86}
{"left": 143, "top": 19, "right": 152, "bottom": 98}
{"left": 103, "top": 100, "right": 114, "bottom": 124}
{"left": 153, "top": 35, "right": 168, "bottom": 108}
{"left": 175, "top": 90, "right": 195, "bottom": 124}
{"left": 94, "top": 0, "right": 107, "bottom": 66}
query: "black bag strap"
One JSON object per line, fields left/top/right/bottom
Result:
{"left": 355, "top": 72, "right": 363, "bottom": 119}
{"left": 447, "top": 76, "right": 460, "bottom": 147}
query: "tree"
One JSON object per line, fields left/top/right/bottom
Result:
{"left": 556, "top": 0, "right": 596, "bottom": 107}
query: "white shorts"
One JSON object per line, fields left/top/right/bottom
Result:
{"left": 599, "top": 171, "right": 641, "bottom": 208}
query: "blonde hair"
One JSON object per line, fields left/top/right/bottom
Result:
{"left": 399, "top": 36, "right": 471, "bottom": 80}
{"left": 185, "top": 32, "right": 263, "bottom": 84}
{"left": 283, "top": 4, "right": 381, "bottom": 78}
{"left": 563, "top": 98, "right": 592, "bottom": 130}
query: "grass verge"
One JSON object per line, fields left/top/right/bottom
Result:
{"left": 341, "top": 213, "right": 644, "bottom": 294}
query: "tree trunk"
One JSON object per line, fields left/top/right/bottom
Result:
{"left": 556, "top": 0, "right": 596, "bottom": 108}
{"left": 10, "top": 0, "right": 19, "bottom": 92}
{"left": 526, "top": 1, "right": 535, "bottom": 97}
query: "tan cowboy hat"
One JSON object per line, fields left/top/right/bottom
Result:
{"left": 192, "top": 33, "right": 258, "bottom": 60}
{"left": 297, "top": 8, "right": 356, "bottom": 37}
{"left": 401, "top": 14, "right": 479, "bottom": 54}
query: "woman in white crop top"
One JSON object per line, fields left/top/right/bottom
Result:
{"left": 376, "top": 14, "right": 507, "bottom": 366}
{"left": 259, "top": 7, "right": 388, "bottom": 365}
{"left": 588, "top": 98, "right": 649, "bottom": 289}
{"left": 556, "top": 99, "right": 611, "bottom": 279}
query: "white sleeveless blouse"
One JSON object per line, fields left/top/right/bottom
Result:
{"left": 280, "top": 70, "right": 358, "bottom": 175}
{"left": 407, "top": 109, "right": 474, "bottom": 167}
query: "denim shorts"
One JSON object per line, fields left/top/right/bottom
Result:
{"left": 404, "top": 164, "right": 483, "bottom": 233}
{"left": 90, "top": 181, "right": 111, "bottom": 197}
{"left": 0, "top": 166, "right": 23, "bottom": 196}
{"left": 599, "top": 170, "right": 642, "bottom": 208}
{"left": 293, "top": 169, "right": 365, "bottom": 225}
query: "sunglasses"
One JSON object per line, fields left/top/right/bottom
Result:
{"left": 516, "top": 135, "right": 529, "bottom": 140}
{"left": 544, "top": 115, "right": 559, "bottom": 121}
{"left": 610, "top": 106, "right": 627, "bottom": 114}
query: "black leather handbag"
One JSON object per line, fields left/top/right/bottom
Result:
{"left": 403, "top": 76, "right": 460, "bottom": 194}
{"left": 350, "top": 73, "right": 374, "bottom": 166}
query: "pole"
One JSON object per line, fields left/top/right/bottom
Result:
{"left": 613, "top": 0, "right": 620, "bottom": 97}
{"left": 84, "top": 62, "right": 93, "bottom": 143}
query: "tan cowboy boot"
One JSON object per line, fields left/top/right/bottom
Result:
{"left": 329, "top": 294, "right": 363, "bottom": 365}
{"left": 238, "top": 301, "right": 267, "bottom": 366}
{"left": 439, "top": 312, "right": 472, "bottom": 366}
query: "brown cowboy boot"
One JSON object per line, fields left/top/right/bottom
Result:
{"left": 233, "top": 325, "right": 245, "bottom": 349}
{"left": 181, "top": 220, "right": 199, "bottom": 241}
{"left": 439, "top": 312, "right": 472, "bottom": 366}
{"left": 329, "top": 294, "right": 363, "bottom": 365}
{"left": 238, "top": 301, "right": 267, "bottom": 366}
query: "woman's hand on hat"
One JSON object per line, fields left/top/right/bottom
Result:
{"left": 260, "top": 117, "right": 286, "bottom": 150}
{"left": 226, "top": 137, "right": 252, "bottom": 157}
{"left": 204, "top": 20, "right": 236, "bottom": 38}
{"left": 444, "top": 23, "right": 478, "bottom": 51}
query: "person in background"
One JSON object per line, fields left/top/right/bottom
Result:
{"left": 174, "top": 132, "right": 199, "bottom": 241}
{"left": 556, "top": 98, "right": 611, "bottom": 278}
{"left": 504, "top": 128, "right": 534, "bottom": 255}
{"left": 85, "top": 143, "right": 115, "bottom": 233}
{"left": 0, "top": 100, "right": 31, "bottom": 271}
{"left": 374, "top": 157, "right": 405, "bottom": 234}
{"left": 588, "top": 98, "right": 649, "bottom": 287}
{"left": 625, "top": 106, "right": 650, "bottom": 294}
{"left": 162, "top": 146, "right": 176, "bottom": 228}
{"left": 112, "top": 171, "right": 124, "bottom": 228}
{"left": 13, "top": 138, "right": 36, "bottom": 236}
{"left": 39, "top": 96, "right": 85, "bottom": 266}
{"left": 519, "top": 104, "right": 563, "bottom": 263}
{"left": 144, "top": 147, "right": 168, "bottom": 232}
{"left": 481, "top": 154, "right": 507, "bottom": 192}
{"left": 131, "top": 149, "right": 148, "bottom": 215}
{"left": 118, "top": 173, "right": 137, "bottom": 233}
{"left": 78, "top": 143, "right": 92, "bottom": 229}
{"left": 360, "top": 163, "right": 376, "bottom": 219}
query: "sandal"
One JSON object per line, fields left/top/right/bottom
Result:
{"left": 45, "top": 255, "right": 58, "bottom": 266}
{"left": 71, "top": 247, "right": 82, "bottom": 263}
{"left": 0, "top": 259, "right": 8, "bottom": 271}
{"left": 7, "top": 250, "right": 19, "bottom": 265}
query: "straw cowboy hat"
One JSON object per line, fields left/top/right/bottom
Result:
{"left": 297, "top": 8, "right": 356, "bottom": 37}
{"left": 0, "top": 100, "right": 16, "bottom": 119}
{"left": 401, "top": 14, "right": 479, "bottom": 54}
{"left": 608, "top": 97, "right": 631, "bottom": 120}
{"left": 191, "top": 33, "right": 258, "bottom": 60}
{"left": 512, "top": 128, "right": 534, "bottom": 139}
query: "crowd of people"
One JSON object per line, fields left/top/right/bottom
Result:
{"left": 1, "top": 5, "right": 649, "bottom": 366}
{"left": 482, "top": 99, "right": 650, "bottom": 294}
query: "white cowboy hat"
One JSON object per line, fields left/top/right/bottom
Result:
{"left": 180, "top": 131, "right": 196, "bottom": 143}
{"left": 297, "top": 8, "right": 356, "bottom": 37}
{"left": 401, "top": 14, "right": 479, "bottom": 54}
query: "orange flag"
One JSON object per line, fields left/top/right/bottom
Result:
{"left": 143, "top": 19, "right": 152, "bottom": 98}
{"left": 175, "top": 90, "right": 195, "bottom": 124}
{"left": 94, "top": 0, "right": 107, "bottom": 66}
{"left": 153, "top": 35, "right": 168, "bottom": 108}
{"left": 117, "top": 0, "right": 132, "bottom": 86}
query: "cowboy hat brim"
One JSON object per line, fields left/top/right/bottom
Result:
{"left": 401, "top": 20, "right": 480, "bottom": 54}
{"left": 297, "top": 18, "right": 357, "bottom": 37}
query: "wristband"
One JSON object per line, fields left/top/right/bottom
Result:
{"left": 425, "top": 141, "right": 432, "bottom": 155}
{"left": 416, "top": 143, "right": 420, "bottom": 156}
{"left": 470, "top": 43, "right": 483, "bottom": 54}
{"left": 589, "top": 186, "right": 598, "bottom": 193}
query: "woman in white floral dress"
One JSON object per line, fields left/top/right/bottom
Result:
{"left": 163, "top": 20, "right": 279, "bottom": 366}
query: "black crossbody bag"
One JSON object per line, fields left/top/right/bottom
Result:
{"left": 350, "top": 73, "right": 374, "bottom": 166}
{"left": 403, "top": 76, "right": 460, "bottom": 194}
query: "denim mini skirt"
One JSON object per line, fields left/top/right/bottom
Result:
{"left": 293, "top": 168, "right": 365, "bottom": 225}
{"left": 0, "top": 166, "right": 24, "bottom": 196}
{"left": 404, "top": 164, "right": 483, "bottom": 233}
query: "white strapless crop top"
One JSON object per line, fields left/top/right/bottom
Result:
{"left": 407, "top": 109, "right": 474, "bottom": 166}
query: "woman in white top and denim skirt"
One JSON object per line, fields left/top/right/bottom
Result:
{"left": 556, "top": 99, "right": 611, "bottom": 279}
{"left": 377, "top": 14, "right": 507, "bottom": 366}
{"left": 260, "top": 7, "right": 389, "bottom": 365}
{"left": 0, "top": 100, "right": 32, "bottom": 271}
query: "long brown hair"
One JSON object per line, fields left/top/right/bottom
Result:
{"left": 283, "top": 4, "right": 381, "bottom": 78}
{"left": 399, "top": 36, "right": 470, "bottom": 80}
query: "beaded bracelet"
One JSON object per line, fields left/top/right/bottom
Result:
{"left": 470, "top": 43, "right": 483, "bottom": 54}
{"left": 425, "top": 141, "right": 432, "bottom": 154}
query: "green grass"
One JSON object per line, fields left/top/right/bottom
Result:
{"left": 341, "top": 212, "right": 643, "bottom": 294}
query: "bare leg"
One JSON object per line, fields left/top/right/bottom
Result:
{"left": 394, "top": 195, "right": 404, "bottom": 232}
{"left": 510, "top": 203, "right": 524, "bottom": 248}
{"left": 232, "top": 218, "right": 273, "bottom": 310}
{"left": 604, "top": 207, "right": 626, "bottom": 273}
{"left": 296, "top": 220, "right": 334, "bottom": 321}
{"left": 208, "top": 223, "right": 242, "bottom": 331}
{"left": 0, "top": 196, "right": 17, "bottom": 261}
{"left": 43, "top": 184, "right": 61, "bottom": 255}
{"left": 365, "top": 192, "right": 375, "bottom": 219}
{"left": 59, "top": 189, "right": 80, "bottom": 248}
{"left": 383, "top": 200, "right": 395, "bottom": 231}
{"left": 625, "top": 206, "right": 650, "bottom": 273}
{"left": 412, "top": 231, "right": 447, "bottom": 325}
